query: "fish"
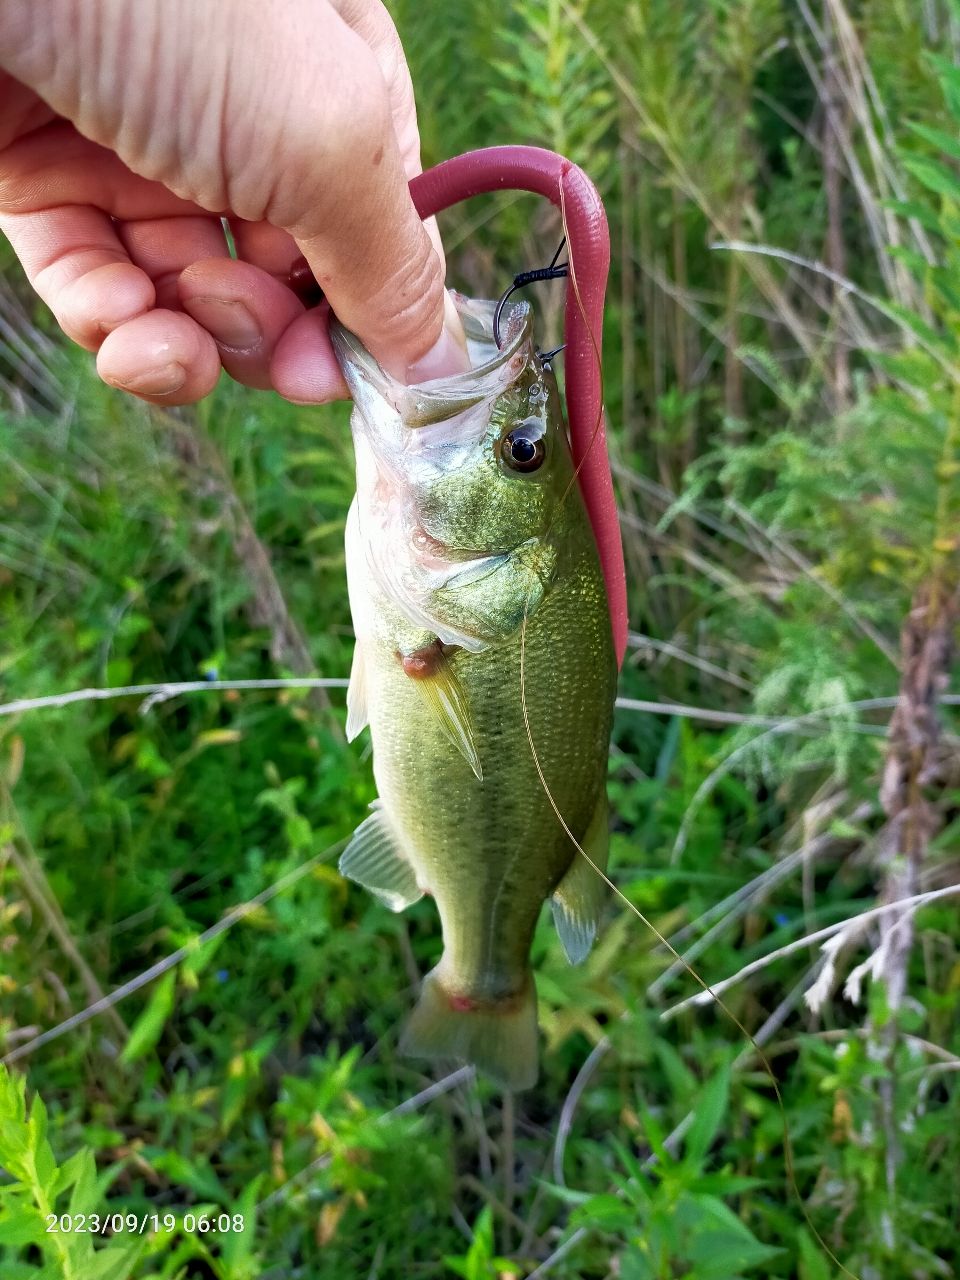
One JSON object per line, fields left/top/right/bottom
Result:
{"left": 331, "top": 293, "right": 617, "bottom": 1091}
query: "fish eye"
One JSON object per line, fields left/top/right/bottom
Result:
{"left": 500, "top": 422, "right": 546, "bottom": 474}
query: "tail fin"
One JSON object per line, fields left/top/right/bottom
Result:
{"left": 400, "top": 964, "right": 539, "bottom": 1091}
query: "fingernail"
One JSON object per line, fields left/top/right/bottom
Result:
{"left": 405, "top": 291, "right": 471, "bottom": 384}
{"left": 111, "top": 362, "right": 186, "bottom": 396}
{"left": 185, "top": 297, "right": 261, "bottom": 349}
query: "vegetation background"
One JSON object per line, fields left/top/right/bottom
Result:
{"left": 1, "top": 0, "right": 958, "bottom": 1276}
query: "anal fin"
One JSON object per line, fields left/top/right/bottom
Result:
{"left": 551, "top": 794, "right": 609, "bottom": 964}
{"left": 340, "top": 803, "right": 423, "bottom": 912}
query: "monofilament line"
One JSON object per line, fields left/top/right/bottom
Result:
{"left": 519, "top": 203, "right": 862, "bottom": 1277}
{"left": 519, "top": 618, "right": 860, "bottom": 1280}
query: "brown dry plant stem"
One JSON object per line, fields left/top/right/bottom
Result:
{"left": 156, "top": 407, "right": 340, "bottom": 730}
{"left": 870, "top": 389, "right": 960, "bottom": 1239}
{"left": 0, "top": 779, "right": 128, "bottom": 1046}
{"left": 821, "top": 0, "right": 851, "bottom": 410}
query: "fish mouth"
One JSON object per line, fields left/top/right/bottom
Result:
{"left": 441, "top": 552, "right": 510, "bottom": 589}
{"left": 410, "top": 524, "right": 496, "bottom": 566}
{"left": 331, "top": 295, "right": 534, "bottom": 429}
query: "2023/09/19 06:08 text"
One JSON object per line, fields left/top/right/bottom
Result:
{"left": 45, "top": 1212, "right": 247, "bottom": 1235}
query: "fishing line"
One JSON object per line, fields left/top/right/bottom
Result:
{"left": 516, "top": 188, "right": 860, "bottom": 1280}
{"left": 519, "top": 623, "right": 857, "bottom": 1279}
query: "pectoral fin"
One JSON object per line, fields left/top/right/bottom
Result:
{"left": 407, "top": 648, "right": 483, "bottom": 782}
{"left": 340, "top": 802, "right": 423, "bottom": 912}
{"left": 551, "top": 795, "right": 609, "bottom": 964}
{"left": 345, "top": 641, "right": 369, "bottom": 741}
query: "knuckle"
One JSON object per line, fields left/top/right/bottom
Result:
{"left": 373, "top": 235, "right": 444, "bottom": 353}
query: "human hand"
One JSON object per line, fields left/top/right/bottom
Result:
{"left": 0, "top": 0, "right": 466, "bottom": 406}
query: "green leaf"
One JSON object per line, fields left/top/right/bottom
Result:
{"left": 83, "top": 1244, "right": 144, "bottom": 1280}
{"left": 0, "top": 1206, "right": 45, "bottom": 1246}
{"left": 27, "top": 1097, "right": 56, "bottom": 1190}
{"left": 684, "top": 1064, "right": 731, "bottom": 1165}
{"left": 147, "top": 1152, "right": 224, "bottom": 1203}
{"left": 907, "top": 121, "right": 960, "bottom": 163}
{"left": 181, "top": 932, "right": 227, "bottom": 981}
{"left": 687, "top": 1229, "right": 783, "bottom": 1277}
{"left": 654, "top": 1039, "right": 697, "bottom": 1098}
{"left": 572, "top": 1192, "right": 634, "bottom": 1231}
{"left": 903, "top": 154, "right": 960, "bottom": 202}
{"left": 798, "top": 1229, "right": 833, "bottom": 1280}
{"left": 887, "top": 244, "right": 937, "bottom": 277}
{"left": 121, "top": 970, "right": 177, "bottom": 1064}
{"left": 884, "top": 197, "right": 944, "bottom": 235}
{"left": 0, "top": 1120, "right": 31, "bottom": 1180}
{"left": 216, "top": 1174, "right": 262, "bottom": 1275}
{"left": 0, "top": 1065, "right": 27, "bottom": 1128}
{"left": 690, "top": 1174, "right": 766, "bottom": 1196}
{"left": 66, "top": 1149, "right": 99, "bottom": 1217}
{"left": 55, "top": 1149, "right": 89, "bottom": 1198}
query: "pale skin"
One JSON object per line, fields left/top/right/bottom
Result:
{"left": 0, "top": 0, "right": 467, "bottom": 407}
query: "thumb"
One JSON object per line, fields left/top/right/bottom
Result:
{"left": 308, "top": 0, "right": 468, "bottom": 381}
{"left": 289, "top": 123, "right": 463, "bottom": 381}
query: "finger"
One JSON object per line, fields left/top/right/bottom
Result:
{"left": 97, "top": 309, "right": 221, "bottom": 405}
{"left": 270, "top": 305, "right": 348, "bottom": 404}
{"left": 0, "top": 204, "right": 155, "bottom": 349}
{"left": 179, "top": 258, "right": 305, "bottom": 390}
{"left": 0, "top": 72, "right": 56, "bottom": 149}
{"left": 229, "top": 220, "right": 301, "bottom": 278}
{"left": 329, "top": 2, "right": 422, "bottom": 179}
{"left": 0, "top": 123, "right": 204, "bottom": 350}
{"left": 0, "top": 121, "right": 197, "bottom": 219}
{"left": 117, "top": 215, "right": 228, "bottom": 308}
{"left": 292, "top": 120, "right": 450, "bottom": 381}
{"left": 262, "top": 18, "right": 449, "bottom": 380}
{"left": 328, "top": 1, "right": 447, "bottom": 272}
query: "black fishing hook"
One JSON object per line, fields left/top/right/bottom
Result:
{"left": 493, "top": 238, "right": 569, "bottom": 365}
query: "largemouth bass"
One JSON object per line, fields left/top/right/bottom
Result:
{"left": 332, "top": 294, "right": 617, "bottom": 1091}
